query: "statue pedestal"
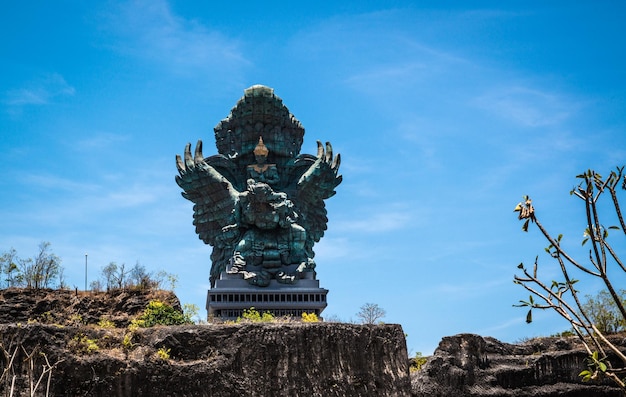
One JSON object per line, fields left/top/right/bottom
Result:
{"left": 206, "top": 275, "right": 328, "bottom": 321}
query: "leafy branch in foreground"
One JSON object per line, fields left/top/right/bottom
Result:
{"left": 513, "top": 167, "right": 626, "bottom": 389}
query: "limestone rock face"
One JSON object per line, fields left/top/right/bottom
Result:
{"left": 411, "top": 333, "right": 624, "bottom": 397}
{"left": 0, "top": 323, "right": 410, "bottom": 397}
{"left": 0, "top": 289, "right": 410, "bottom": 397}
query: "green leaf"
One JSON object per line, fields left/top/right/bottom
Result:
{"left": 514, "top": 300, "right": 530, "bottom": 307}
{"left": 609, "top": 225, "right": 620, "bottom": 230}
{"left": 582, "top": 238, "right": 589, "bottom": 246}
{"left": 526, "top": 309, "right": 532, "bottom": 324}
{"left": 599, "top": 362, "right": 607, "bottom": 372}
{"left": 579, "top": 370, "right": 592, "bottom": 382}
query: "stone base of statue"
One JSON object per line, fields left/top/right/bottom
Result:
{"left": 206, "top": 271, "right": 328, "bottom": 321}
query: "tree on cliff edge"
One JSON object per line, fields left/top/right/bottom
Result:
{"left": 1, "top": 242, "right": 62, "bottom": 289}
{"left": 20, "top": 242, "right": 62, "bottom": 289}
{"left": 514, "top": 167, "right": 626, "bottom": 389}
{"left": 356, "top": 303, "right": 386, "bottom": 324}
{"left": 0, "top": 247, "right": 22, "bottom": 287}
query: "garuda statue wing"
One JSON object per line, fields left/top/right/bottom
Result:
{"left": 291, "top": 141, "right": 342, "bottom": 256}
{"left": 175, "top": 140, "right": 241, "bottom": 285}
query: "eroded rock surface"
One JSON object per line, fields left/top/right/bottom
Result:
{"left": 1, "top": 323, "right": 410, "bottom": 397}
{"left": 0, "top": 289, "right": 410, "bottom": 397}
{"left": 0, "top": 287, "right": 181, "bottom": 326}
{"left": 411, "top": 333, "right": 624, "bottom": 397}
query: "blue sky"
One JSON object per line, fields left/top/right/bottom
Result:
{"left": 2, "top": 1, "right": 625, "bottom": 355}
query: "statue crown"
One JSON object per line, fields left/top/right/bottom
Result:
{"left": 254, "top": 137, "right": 269, "bottom": 156}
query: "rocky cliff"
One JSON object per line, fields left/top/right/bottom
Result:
{"left": 0, "top": 287, "right": 182, "bottom": 326}
{"left": 0, "top": 288, "right": 411, "bottom": 397}
{"left": 4, "top": 289, "right": 623, "bottom": 397}
{"left": 411, "top": 333, "right": 624, "bottom": 397}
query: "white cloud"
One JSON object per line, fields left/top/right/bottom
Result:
{"left": 344, "top": 62, "right": 430, "bottom": 91}
{"left": 313, "top": 237, "right": 356, "bottom": 261}
{"left": 4, "top": 73, "right": 75, "bottom": 107}
{"left": 22, "top": 174, "right": 100, "bottom": 192}
{"left": 8, "top": 168, "right": 178, "bottom": 228}
{"left": 472, "top": 86, "right": 577, "bottom": 128}
{"left": 428, "top": 277, "right": 510, "bottom": 300}
{"left": 334, "top": 209, "right": 412, "bottom": 233}
{"left": 477, "top": 316, "right": 526, "bottom": 334}
{"left": 105, "top": 0, "right": 249, "bottom": 77}
{"left": 73, "top": 132, "right": 131, "bottom": 150}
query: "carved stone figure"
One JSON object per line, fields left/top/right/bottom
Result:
{"left": 176, "top": 85, "right": 341, "bottom": 288}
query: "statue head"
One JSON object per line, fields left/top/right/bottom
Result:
{"left": 253, "top": 136, "right": 269, "bottom": 164}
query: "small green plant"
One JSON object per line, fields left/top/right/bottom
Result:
{"left": 69, "top": 333, "right": 99, "bottom": 354}
{"left": 68, "top": 313, "right": 83, "bottom": 326}
{"left": 97, "top": 317, "right": 115, "bottom": 328}
{"left": 122, "top": 319, "right": 145, "bottom": 350}
{"left": 580, "top": 351, "right": 608, "bottom": 382}
{"left": 40, "top": 311, "right": 55, "bottom": 324}
{"left": 409, "top": 352, "right": 428, "bottom": 372}
{"left": 129, "top": 318, "right": 144, "bottom": 331}
{"left": 301, "top": 312, "right": 319, "bottom": 322}
{"left": 122, "top": 332, "right": 134, "bottom": 350}
{"left": 237, "top": 308, "right": 275, "bottom": 322}
{"left": 155, "top": 347, "right": 171, "bottom": 361}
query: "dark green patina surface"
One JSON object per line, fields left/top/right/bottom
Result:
{"left": 176, "top": 85, "right": 341, "bottom": 287}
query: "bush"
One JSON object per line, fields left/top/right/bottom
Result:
{"left": 410, "top": 352, "right": 428, "bottom": 372}
{"left": 301, "top": 312, "right": 319, "bottom": 322}
{"left": 97, "top": 317, "right": 115, "bottom": 328}
{"left": 136, "top": 300, "right": 191, "bottom": 327}
{"left": 122, "top": 332, "right": 134, "bottom": 350}
{"left": 237, "top": 308, "right": 275, "bottom": 323}
{"left": 155, "top": 347, "right": 171, "bottom": 361}
{"left": 69, "top": 333, "right": 99, "bottom": 354}
{"left": 68, "top": 314, "right": 84, "bottom": 326}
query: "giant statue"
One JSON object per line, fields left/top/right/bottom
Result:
{"left": 176, "top": 85, "right": 341, "bottom": 288}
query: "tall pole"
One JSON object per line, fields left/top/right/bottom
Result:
{"left": 85, "top": 253, "right": 88, "bottom": 291}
